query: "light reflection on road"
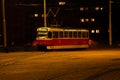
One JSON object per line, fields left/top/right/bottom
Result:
{"left": 0, "top": 50, "right": 120, "bottom": 80}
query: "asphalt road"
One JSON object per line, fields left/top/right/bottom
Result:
{"left": 0, "top": 49, "right": 120, "bottom": 80}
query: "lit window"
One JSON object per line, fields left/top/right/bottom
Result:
{"left": 59, "top": 1, "right": 66, "bottom": 5}
{"left": 91, "top": 30, "right": 95, "bottom": 33}
{"left": 96, "top": 29, "right": 100, "bottom": 33}
{"left": 80, "top": 7, "right": 88, "bottom": 11}
{"left": 100, "top": 7, "right": 103, "bottom": 10}
{"left": 80, "top": 18, "right": 85, "bottom": 22}
{"left": 41, "top": 14, "right": 44, "bottom": 17}
{"left": 85, "top": 7, "right": 88, "bottom": 10}
{"left": 80, "top": 7, "right": 84, "bottom": 11}
{"left": 91, "top": 18, "right": 95, "bottom": 22}
{"left": 34, "top": 14, "right": 39, "bottom": 17}
{"left": 95, "top": 7, "right": 99, "bottom": 11}
{"left": 85, "top": 18, "right": 89, "bottom": 22}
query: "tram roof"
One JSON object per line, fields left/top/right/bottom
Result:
{"left": 37, "top": 27, "right": 89, "bottom": 32}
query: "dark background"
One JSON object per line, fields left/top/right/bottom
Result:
{"left": 0, "top": 0, "right": 120, "bottom": 47}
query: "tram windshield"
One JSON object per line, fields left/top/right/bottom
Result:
{"left": 37, "top": 31, "right": 48, "bottom": 39}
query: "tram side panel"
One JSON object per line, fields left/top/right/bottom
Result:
{"left": 49, "top": 38, "right": 89, "bottom": 49}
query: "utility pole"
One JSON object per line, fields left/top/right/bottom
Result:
{"left": 2, "top": 0, "right": 7, "bottom": 51}
{"left": 44, "top": 0, "right": 47, "bottom": 27}
{"left": 109, "top": 0, "right": 112, "bottom": 46}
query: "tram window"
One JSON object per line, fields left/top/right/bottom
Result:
{"left": 69, "top": 32, "right": 72, "bottom": 38}
{"left": 86, "top": 32, "right": 89, "bottom": 37}
{"left": 82, "top": 32, "right": 88, "bottom": 38}
{"left": 78, "top": 32, "right": 82, "bottom": 38}
{"left": 60, "top": 32, "right": 63, "bottom": 38}
{"left": 64, "top": 32, "right": 68, "bottom": 38}
{"left": 37, "top": 31, "right": 47, "bottom": 37}
{"left": 48, "top": 32, "right": 52, "bottom": 38}
{"left": 73, "top": 32, "right": 77, "bottom": 38}
{"left": 53, "top": 32, "right": 58, "bottom": 38}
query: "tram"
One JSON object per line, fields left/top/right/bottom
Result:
{"left": 35, "top": 27, "right": 89, "bottom": 50}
